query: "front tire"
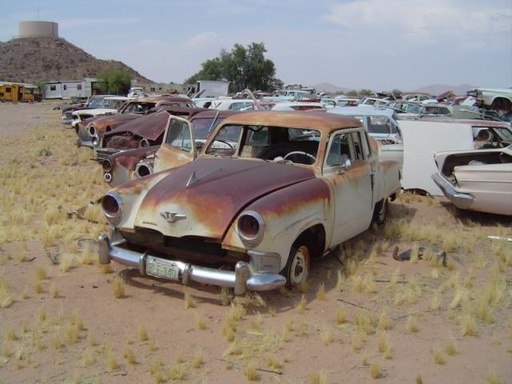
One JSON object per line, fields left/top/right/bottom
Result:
{"left": 283, "top": 243, "right": 311, "bottom": 288}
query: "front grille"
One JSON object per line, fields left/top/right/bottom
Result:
{"left": 120, "top": 228, "right": 249, "bottom": 267}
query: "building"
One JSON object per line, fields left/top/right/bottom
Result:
{"left": 44, "top": 78, "right": 104, "bottom": 99}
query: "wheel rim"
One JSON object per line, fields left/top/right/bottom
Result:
{"left": 289, "top": 246, "right": 310, "bottom": 286}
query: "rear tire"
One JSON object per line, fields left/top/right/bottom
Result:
{"left": 283, "top": 243, "right": 311, "bottom": 288}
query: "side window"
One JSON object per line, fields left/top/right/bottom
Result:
{"left": 326, "top": 133, "right": 351, "bottom": 166}
{"left": 369, "top": 116, "right": 391, "bottom": 134}
{"left": 247, "top": 127, "right": 269, "bottom": 146}
{"left": 346, "top": 131, "right": 364, "bottom": 161}
{"left": 165, "top": 119, "right": 192, "bottom": 152}
{"left": 326, "top": 130, "right": 367, "bottom": 167}
{"left": 205, "top": 124, "right": 242, "bottom": 156}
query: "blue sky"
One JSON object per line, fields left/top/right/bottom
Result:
{"left": 1, "top": 0, "right": 511, "bottom": 92}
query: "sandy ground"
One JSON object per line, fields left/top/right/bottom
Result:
{"left": 0, "top": 101, "right": 511, "bottom": 384}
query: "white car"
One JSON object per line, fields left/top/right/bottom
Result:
{"left": 71, "top": 96, "right": 129, "bottom": 128}
{"left": 327, "top": 106, "right": 403, "bottom": 169}
{"left": 271, "top": 101, "right": 326, "bottom": 111}
{"left": 432, "top": 145, "right": 512, "bottom": 215}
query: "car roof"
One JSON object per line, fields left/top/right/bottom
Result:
{"left": 220, "top": 110, "right": 362, "bottom": 134}
{"left": 191, "top": 110, "right": 247, "bottom": 119}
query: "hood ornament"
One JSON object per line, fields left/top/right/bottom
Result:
{"left": 160, "top": 212, "right": 187, "bottom": 223}
{"left": 186, "top": 168, "right": 223, "bottom": 187}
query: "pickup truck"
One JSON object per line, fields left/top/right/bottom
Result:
{"left": 98, "top": 111, "right": 401, "bottom": 295}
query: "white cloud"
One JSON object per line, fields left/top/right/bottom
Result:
{"left": 324, "top": 0, "right": 512, "bottom": 44}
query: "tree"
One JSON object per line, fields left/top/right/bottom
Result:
{"left": 184, "top": 42, "right": 281, "bottom": 93}
{"left": 358, "top": 89, "right": 374, "bottom": 97}
{"left": 96, "top": 66, "right": 132, "bottom": 95}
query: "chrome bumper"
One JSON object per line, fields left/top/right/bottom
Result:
{"left": 98, "top": 234, "right": 286, "bottom": 295}
{"left": 431, "top": 173, "right": 474, "bottom": 209}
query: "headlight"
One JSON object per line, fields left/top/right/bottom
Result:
{"left": 102, "top": 158, "right": 113, "bottom": 173}
{"left": 92, "top": 134, "right": 100, "bottom": 147}
{"left": 88, "top": 125, "right": 96, "bottom": 136}
{"left": 237, "top": 210, "right": 264, "bottom": 248}
{"left": 101, "top": 191, "right": 123, "bottom": 225}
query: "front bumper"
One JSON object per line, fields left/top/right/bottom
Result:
{"left": 98, "top": 234, "right": 286, "bottom": 295}
{"left": 431, "top": 173, "right": 474, "bottom": 210}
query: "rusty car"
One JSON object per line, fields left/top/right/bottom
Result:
{"left": 98, "top": 111, "right": 401, "bottom": 295}
{"left": 75, "top": 95, "right": 197, "bottom": 148}
{"left": 92, "top": 106, "right": 208, "bottom": 160}
{"left": 102, "top": 110, "right": 244, "bottom": 187}
{"left": 431, "top": 145, "right": 512, "bottom": 216}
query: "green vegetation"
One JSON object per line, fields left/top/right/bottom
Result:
{"left": 96, "top": 66, "right": 131, "bottom": 95}
{"left": 184, "top": 42, "right": 283, "bottom": 93}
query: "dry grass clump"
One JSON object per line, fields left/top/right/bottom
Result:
{"left": 444, "top": 337, "right": 458, "bottom": 356}
{"left": 0, "top": 276, "right": 14, "bottom": 308}
{"left": 296, "top": 294, "right": 307, "bottom": 314}
{"left": 370, "top": 361, "right": 382, "bottom": 379}
{"left": 352, "top": 273, "right": 377, "bottom": 294}
{"left": 377, "top": 310, "right": 391, "bottom": 331}
{"left": 222, "top": 303, "right": 246, "bottom": 342}
{"left": 78, "top": 241, "right": 95, "bottom": 265}
{"left": 486, "top": 370, "right": 505, "bottom": 384}
{"left": 316, "top": 282, "right": 326, "bottom": 300}
{"left": 309, "top": 370, "right": 330, "bottom": 384}
{"left": 59, "top": 253, "right": 77, "bottom": 273}
{"left": 242, "top": 359, "right": 258, "bottom": 381}
{"left": 354, "top": 310, "right": 376, "bottom": 336}
{"left": 406, "top": 315, "right": 419, "bottom": 333}
{"left": 195, "top": 314, "right": 208, "bottom": 330}
{"left": 432, "top": 346, "right": 445, "bottom": 365}
{"left": 184, "top": 291, "right": 198, "bottom": 308}
{"left": 377, "top": 332, "right": 393, "bottom": 359}
{"left": 335, "top": 306, "right": 347, "bottom": 325}
{"left": 138, "top": 325, "right": 149, "bottom": 342}
{"left": 112, "top": 275, "right": 126, "bottom": 299}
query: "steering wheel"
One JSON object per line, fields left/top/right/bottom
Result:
{"left": 283, "top": 151, "right": 316, "bottom": 164}
{"left": 212, "top": 139, "right": 234, "bottom": 150}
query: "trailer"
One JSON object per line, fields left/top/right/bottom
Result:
{"left": 0, "top": 82, "right": 42, "bottom": 102}
{"left": 44, "top": 78, "right": 104, "bottom": 99}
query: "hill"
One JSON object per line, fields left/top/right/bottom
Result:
{"left": 0, "top": 36, "right": 154, "bottom": 85}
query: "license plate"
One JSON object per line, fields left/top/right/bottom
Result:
{"left": 146, "top": 256, "right": 180, "bottom": 281}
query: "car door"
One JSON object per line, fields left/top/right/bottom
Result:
{"left": 153, "top": 116, "right": 196, "bottom": 173}
{"left": 323, "top": 129, "right": 374, "bottom": 245}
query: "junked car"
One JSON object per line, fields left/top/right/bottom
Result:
{"left": 92, "top": 107, "right": 207, "bottom": 160}
{"left": 431, "top": 145, "right": 512, "bottom": 215}
{"left": 60, "top": 95, "right": 116, "bottom": 126}
{"left": 75, "top": 95, "right": 197, "bottom": 148}
{"left": 102, "top": 110, "right": 243, "bottom": 187}
{"left": 98, "top": 111, "right": 401, "bottom": 295}
{"left": 327, "top": 106, "right": 404, "bottom": 170}
{"left": 70, "top": 96, "right": 129, "bottom": 129}
{"left": 399, "top": 119, "right": 512, "bottom": 195}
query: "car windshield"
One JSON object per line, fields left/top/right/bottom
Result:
{"left": 192, "top": 117, "right": 226, "bottom": 140}
{"left": 204, "top": 124, "right": 321, "bottom": 164}
{"left": 88, "top": 98, "right": 104, "bottom": 108}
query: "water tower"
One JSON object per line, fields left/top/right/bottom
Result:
{"left": 18, "top": 21, "right": 59, "bottom": 38}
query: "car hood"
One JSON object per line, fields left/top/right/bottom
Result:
{"left": 126, "top": 158, "right": 316, "bottom": 239}
{"left": 103, "top": 111, "right": 170, "bottom": 141}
